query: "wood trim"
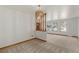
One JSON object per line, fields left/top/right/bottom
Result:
{"left": 45, "top": 13, "right": 46, "bottom": 31}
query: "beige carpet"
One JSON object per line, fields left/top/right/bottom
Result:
{"left": 0, "top": 39, "right": 73, "bottom": 53}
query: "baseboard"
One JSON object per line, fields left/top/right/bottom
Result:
{"left": 0, "top": 37, "right": 46, "bottom": 49}
{"left": 34, "top": 37, "right": 46, "bottom": 42}
{"left": 72, "top": 36, "right": 78, "bottom": 38}
{"left": 0, "top": 38, "right": 35, "bottom": 49}
{"left": 48, "top": 33, "right": 78, "bottom": 38}
{"left": 48, "top": 33, "right": 68, "bottom": 36}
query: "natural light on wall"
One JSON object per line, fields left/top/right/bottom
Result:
{"left": 46, "top": 6, "right": 69, "bottom": 33}
{"left": 46, "top": 12, "right": 52, "bottom": 21}
{"left": 60, "top": 7, "right": 69, "bottom": 19}
{"left": 52, "top": 11, "right": 58, "bottom": 20}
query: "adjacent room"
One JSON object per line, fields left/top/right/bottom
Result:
{"left": 0, "top": 5, "right": 79, "bottom": 53}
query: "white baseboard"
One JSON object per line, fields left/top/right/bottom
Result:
{"left": 0, "top": 37, "right": 34, "bottom": 48}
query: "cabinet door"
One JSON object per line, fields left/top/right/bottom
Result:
{"left": 35, "top": 11, "right": 46, "bottom": 31}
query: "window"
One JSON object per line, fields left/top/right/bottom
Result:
{"left": 51, "top": 22, "right": 58, "bottom": 32}
{"left": 60, "top": 21, "right": 66, "bottom": 32}
{"left": 47, "top": 20, "right": 67, "bottom": 33}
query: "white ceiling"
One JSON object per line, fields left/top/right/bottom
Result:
{"left": 0, "top": 5, "right": 52, "bottom": 11}
{"left": 0, "top": 5, "right": 35, "bottom": 12}
{"left": 1, "top": 5, "right": 79, "bottom": 12}
{"left": 0, "top": 5, "right": 79, "bottom": 19}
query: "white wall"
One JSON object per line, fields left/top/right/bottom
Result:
{"left": 46, "top": 6, "right": 79, "bottom": 37}
{"left": 34, "top": 6, "right": 79, "bottom": 40}
{"left": 35, "top": 31, "right": 47, "bottom": 40}
{"left": 46, "top": 5, "right": 79, "bottom": 21}
{"left": 66, "top": 17, "right": 78, "bottom": 36}
{"left": 0, "top": 7, "right": 34, "bottom": 48}
{"left": 78, "top": 18, "right": 79, "bottom": 37}
{"left": 47, "top": 17, "right": 78, "bottom": 36}
{"left": 34, "top": 6, "right": 79, "bottom": 39}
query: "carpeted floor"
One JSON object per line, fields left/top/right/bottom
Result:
{"left": 0, "top": 38, "right": 73, "bottom": 53}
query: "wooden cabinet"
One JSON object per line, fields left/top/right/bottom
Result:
{"left": 35, "top": 7, "right": 46, "bottom": 32}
